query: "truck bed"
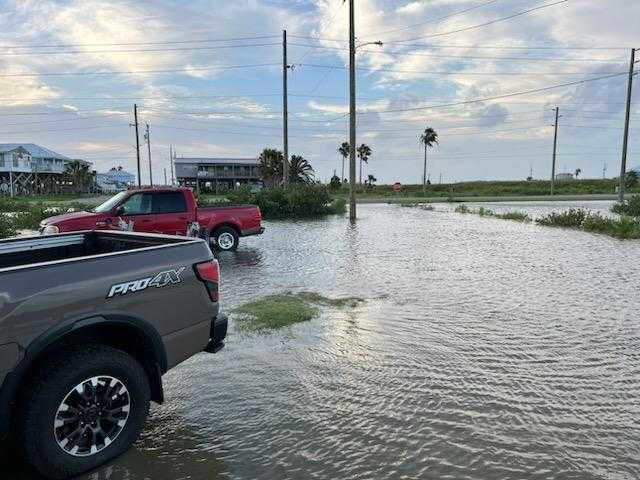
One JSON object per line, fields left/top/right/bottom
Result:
{"left": 0, "top": 230, "right": 199, "bottom": 270}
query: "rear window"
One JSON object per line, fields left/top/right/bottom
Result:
{"left": 152, "top": 192, "right": 187, "bottom": 214}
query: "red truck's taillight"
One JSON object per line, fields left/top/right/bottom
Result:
{"left": 194, "top": 260, "right": 219, "bottom": 302}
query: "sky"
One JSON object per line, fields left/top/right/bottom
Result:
{"left": 0, "top": 0, "right": 638, "bottom": 185}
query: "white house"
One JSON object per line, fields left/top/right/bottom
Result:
{"left": 0, "top": 146, "right": 32, "bottom": 173}
{"left": 96, "top": 168, "right": 136, "bottom": 193}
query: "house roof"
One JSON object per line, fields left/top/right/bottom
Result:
{"left": 174, "top": 157, "right": 259, "bottom": 165}
{"left": 0, "top": 145, "right": 30, "bottom": 154}
{"left": 0, "top": 143, "right": 71, "bottom": 160}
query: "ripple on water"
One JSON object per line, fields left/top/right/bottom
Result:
{"left": 5, "top": 202, "right": 638, "bottom": 480}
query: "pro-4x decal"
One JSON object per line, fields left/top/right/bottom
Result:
{"left": 107, "top": 267, "right": 187, "bottom": 298}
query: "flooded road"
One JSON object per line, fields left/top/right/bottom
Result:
{"left": 5, "top": 202, "right": 640, "bottom": 479}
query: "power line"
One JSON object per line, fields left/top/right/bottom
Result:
{"left": 358, "top": 72, "right": 628, "bottom": 114}
{"left": 363, "top": 0, "right": 501, "bottom": 38}
{"left": 0, "top": 43, "right": 281, "bottom": 56}
{"left": 288, "top": 39, "right": 631, "bottom": 51}
{"left": 299, "top": 62, "right": 625, "bottom": 76}
{"left": 0, "top": 34, "right": 281, "bottom": 49}
{"left": 0, "top": 63, "right": 280, "bottom": 77}
{"left": 0, "top": 124, "right": 126, "bottom": 135}
{"left": 293, "top": 0, "right": 346, "bottom": 64}
{"left": 384, "top": 0, "right": 571, "bottom": 44}
{"left": 0, "top": 107, "right": 132, "bottom": 116}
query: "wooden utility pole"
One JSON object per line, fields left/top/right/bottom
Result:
{"left": 551, "top": 106, "right": 559, "bottom": 195}
{"left": 171, "top": 145, "right": 176, "bottom": 185}
{"left": 348, "top": 0, "right": 357, "bottom": 222}
{"left": 282, "top": 30, "right": 289, "bottom": 187}
{"left": 164, "top": 168, "right": 167, "bottom": 185}
{"left": 619, "top": 48, "right": 636, "bottom": 202}
{"left": 145, "top": 123, "right": 153, "bottom": 186}
{"left": 134, "top": 104, "right": 141, "bottom": 186}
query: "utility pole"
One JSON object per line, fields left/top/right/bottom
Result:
{"left": 145, "top": 123, "right": 153, "bottom": 186}
{"left": 133, "top": 104, "right": 141, "bottom": 186}
{"left": 603, "top": 162, "right": 607, "bottom": 179}
{"left": 619, "top": 48, "right": 636, "bottom": 202}
{"left": 171, "top": 146, "right": 176, "bottom": 185}
{"left": 551, "top": 106, "right": 559, "bottom": 195}
{"left": 282, "top": 30, "right": 289, "bottom": 187}
{"left": 164, "top": 168, "right": 167, "bottom": 185}
{"left": 348, "top": 0, "right": 357, "bottom": 222}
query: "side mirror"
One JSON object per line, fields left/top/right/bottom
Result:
{"left": 114, "top": 206, "right": 125, "bottom": 216}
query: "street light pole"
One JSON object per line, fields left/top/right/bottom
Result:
{"left": 283, "top": 29, "right": 289, "bottom": 188}
{"left": 348, "top": 0, "right": 356, "bottom": 222}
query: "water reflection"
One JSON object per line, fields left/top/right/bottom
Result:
{"left": 5, "top": 202, "right": 640, "bottom": 480}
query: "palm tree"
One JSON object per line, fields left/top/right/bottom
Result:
{"left": 289, "top": 155, "right": 315, "bottom": 184}
{"left": 626, "top": 170, "right": 639, "bottom": 189}
{"left": 258, "top": 148, "right": 284, "bottom": 186}
{"left": 338, "top": 142, "right": 349, "bottom": 183}
{"left": 575, "top": 168, "right": 582, "bottom": 179}
{"left": 64, "top": 160, "right": 91, "bottom": 193}
{"left": 419, "top": 127, "right": 438, "bottom": 194}
{"left": 366, "top": 174, "right": 377, "bottom": 189}
{"left": 356, "top": 144, "right": 372, "bottom": 185}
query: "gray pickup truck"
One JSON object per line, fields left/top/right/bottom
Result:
{"left": 0, "top": 230, "right": 227, "bottom": 479}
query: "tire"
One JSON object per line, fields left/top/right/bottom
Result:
{"left": 212, "top": 226, "right": 239, "bottom": 252}
{"left": 19, "top": 345, "right": 151, "bottom": 479}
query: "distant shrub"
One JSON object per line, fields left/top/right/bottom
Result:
{"left": 225, "top": 184, "right": 344, "bottom": 219}
{"left": 455, "top": 204, "right": 470, "bottom": 213}
{"left": 536, "top": 209, "right": 587, "bottom": 228}
{"left": 612, "top": 195, "right": 640, "bottom": 217}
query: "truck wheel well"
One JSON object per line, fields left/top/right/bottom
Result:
{"left": 19, "top": 323, "right": 164, "bottom": 405}
{"left": 211, "top": 223, "right": 240, "bottom": 235}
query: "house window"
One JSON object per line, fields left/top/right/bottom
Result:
{"left": 0, "top": 156, "right": 4, "bottom": 167}
{"left": 12, "top": 154, "right": 20, "bottom": 168}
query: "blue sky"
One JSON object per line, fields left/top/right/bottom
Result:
{"left": 0, "top": 0, "right": 638, "bottom": 184}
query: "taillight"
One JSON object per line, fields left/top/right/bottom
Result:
{"left": 194, "top": 260, "right": 220, "bottom": 302}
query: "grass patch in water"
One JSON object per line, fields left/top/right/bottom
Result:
{"left": 233, "top": 291, "right": 363, "bottom": 332}
{"left": 455, "top": 205, "right": 531, "bottom": 222}
{"left": 399, "top": 203, "right": 434, "bottom": 210}
{"left": 537, "top": 209, "right": 640, "bottom": 239}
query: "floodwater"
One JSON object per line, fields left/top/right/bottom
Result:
{"left": 5, "top": 201, "right": 640, "bottom": 479}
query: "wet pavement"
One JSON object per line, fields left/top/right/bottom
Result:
{"left": 4, "top": 201, "right": 639, "bottom": 479}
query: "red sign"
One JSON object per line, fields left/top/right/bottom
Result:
{"left": 393, "top": 182, "right": 402, "bottom": 192}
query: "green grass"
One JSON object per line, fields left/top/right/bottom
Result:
{"left": 399, "top": 202, "right": 435, "bottom": 210}
{"left": 455, "top": 205, "right": 531, "bottom": 222}
{"left": 332, "top": 179, "right": 626, "bottom": 198}
{"left": 611, "top": 195, "right": 640, "bottom": 217}
{"left": 0, "top": 197, "right": 99, "bottom": 238}
{"left": 233, "top": 291, "right": 363, "bottom": 332}
{"left": 536, "top": 208, "right": 640, "bottom": 239}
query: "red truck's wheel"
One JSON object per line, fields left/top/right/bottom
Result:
{"left": 18, "top": 345, "right": 150, "bottom": 479}
{"left": 212, "top": 226, "right": 239, "bottom": 251}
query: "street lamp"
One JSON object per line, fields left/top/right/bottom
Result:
{"left": 347, "top": 36, "right": 383, "bottom": 222}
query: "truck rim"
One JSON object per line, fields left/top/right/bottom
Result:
{"left": 218, "top": 232, "right": 235, "bottom": 250}
{"left": 54, "top": 376, "right": 131, "bottom": 457}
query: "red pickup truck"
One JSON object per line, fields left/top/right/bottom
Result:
{"left": 39, "top": 187, "right": 263, "bottom": 251}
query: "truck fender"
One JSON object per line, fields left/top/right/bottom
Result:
{"left": 0, "top": 314, "right": 167, "bottom": 440}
